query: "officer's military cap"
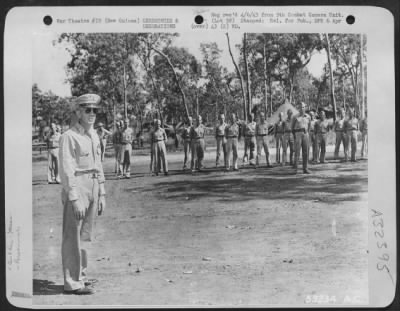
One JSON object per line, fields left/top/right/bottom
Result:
{"left": 76, "top": 93, "right": 101, "bottom": 109}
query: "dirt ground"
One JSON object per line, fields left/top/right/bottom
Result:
{"left": 32, "top": 142, "right": 368, "bottom": 307}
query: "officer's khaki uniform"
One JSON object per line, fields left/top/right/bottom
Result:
{"left": 345, "top": 117, "right": 359, "bottom": 161}
{"left": 309, "top": 119, "right": 317, "bottom": 162}
{"left": 47, "top": 131, "right": 61, "bottom": 183}
{"left": 59, "top": 122, "right": 106, "bottom": 291}
{"left": 360, "top": 117, "right": 368, "bottom": 158}
{"left": 334, "top": 118, "right": 347, "bottom": 160}
{"left": 244, "top": 121, "right": 256, "bottom": 164}
{"left": 282, "top": 117, "right": 294, "bottom": 165}
{"left": 120, "top": 127, "right": 134, "bottom": 177}
{"left": 182, "top": 126, "right": 192, "bottom": 169}
{"left": 215, "top": 122, "right": 227, "bottom": 166}
{"left": 225, "top": 122, "right": 239, "bottom": 169}
{"left": 292, "top": 113, "right": 310, "bottom": 172}
{"left": 151, "top": 127, "right": 168, "bottom": 174}
{"left": 315, "top": 119, "right": 330, "bottom": 163}
{"left": 190, "top": 124, "right": 206, "bottom": 170}
{"left": 274, "top": 121, "right": 284, "bottom": 164}
{"left": 256, "top": 121, "right": 271, "bottom": 166}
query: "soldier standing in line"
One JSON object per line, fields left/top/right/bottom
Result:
{"left": 255, "top": 112, "right": 273, "bottom": 168}
{"left": 344, "top": 108, "right": 359, "bottom": 162}
{"left": 46, "top": 122, "right": 61, "bottom": 184}
{"left": 315, "top": 110, "right": 332, "bottom": 164}
{"left": 96, "top": 122, "right": 111, "bottom": 162}
{"left": 119, "top": 119, "right": 134, "bottom": 178}
{"left": 151, "top": 119, "right": 169, "bottom": 176}
{"left": 282, "top": 109, "right": 295, "bottom": 166}
{"left": 274, "top": 112, "right": 285, "bottom": 165}
{"left": 181, "top": 116, "right": 193, "bottom": 170}
{"left": 111, "top": 121, "right": 122, "bottom": 175}
{"left": 225, "top": 113, "right": 240, "bottom": 171}
{"left": 308, "top": 111, "right": 317, "bottom": 164}
{"left": 190, "top": 115, "right": 206, "bottom": 173}
{"left": 292, "top": 102, "right": 311, "bottom": 174}
{"left": 59, "top": 93, "right": 106, "bottom": 295}
{"left": 360, "top": 110, "right": 368, "bottom": 159}
{"left": 243, "top": 113, "right": 257, "bottom": 166}
{"left": 333, "top": 108, "right": 348, "bottom": 161}
{"left": 215, "top": 113, "right": 227, "bottom": 167}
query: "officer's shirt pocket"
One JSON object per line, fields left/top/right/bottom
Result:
{"left": 78, "top": 148, "right": 91, "bottom": 168}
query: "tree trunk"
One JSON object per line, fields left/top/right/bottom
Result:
{"left": 123, "top": 64, "right": 128, "bottom": 119}
{"left": 243, "top": 33, "right": 252, "bottom": 117}
{"left": 269, "top": 77, "right": 273, "bottom": 117}
{"left": 325, "top": 33, "right": 337, "bottom": 121}
{"left": 360, "top": 34, "right": 365, "bottom": 119}
{"left": 263, "top": 43, "right": 269, "bottom": 116}
{"left": 226, "top": 33, "right": 247, "bottom": 121}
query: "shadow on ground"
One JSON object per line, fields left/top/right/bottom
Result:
{"left": 33, "top": 279, "right": 64, "bottom": 296}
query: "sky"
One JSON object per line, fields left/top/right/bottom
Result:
{"left": 33, "top": 32, "right": 327, "bottom": 97}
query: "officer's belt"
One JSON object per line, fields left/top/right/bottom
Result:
{"left": 347, "top": 129, "right": 358, "bottom": 131}
{"left": 216, "top": 135, "right": 225, "bottom": 138}
{"left": 194, "top": 137, "right": 204, "bottom": 140}
{"left": 256, "top": 134, "right": 267, "bottom": 136}
{"left": 245, "top": 134, "right": 255, "bottom": 137}
{"left": 121, "top": 142, "right": 130, "bottom": 145}
{"left": 48, "top": 146, "right": 59, "bottom": 149}
{"left": 293, "top": 129, "right": 306, "bottom": 133}
{"left": 75, "top": 169, "right": 100, "bottom": 178}
{"left": 227, "top": 135, "right": 238, "bottom": 138}
{"left": 154, "top": 139, "right": 164, "bottom": 142}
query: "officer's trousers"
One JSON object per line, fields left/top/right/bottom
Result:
{"left": 216, "top": 136, "right": 227, "bottom": 166}
{"left": 61, "top": 175, "right": 99, "bottom": 291}
{"left": 119, "top": 143, "right": 132, "bottom": 176}
{"left": 317, "top": 133, "right": 328, "bottom": 163}
{"left": 334, "top": 131, "right": 348, "bottom": 160}
{"left": 282, "top": 133, "right": 294, "bottom": 165}
{"left": 114, "top": 144, "right": 121, "bottom": 174}
{"left": 275, "top": 134, "right": 283, "bottom": 163}
{"left": 191, "top": 138, "right": 205, "bottom": 170}
{"left": 361, "top": 132, "right": 368, "bottom": 157}
{"left": 256, "top": 136, "right": 271, "bottom": 165}
{"left": 226, "top": 137, "right": 238, "bottom": 169}
{"left": 346, "top": 130, "right": 358, "bottom": 161}
{"left": 183, "top": 139, "right": 191, "bottom": 168}
{"left": 309, "top": 132, "right": 317, "bottom": 162}
{"left": 152, "top": 141, "right": 168, "bottom": 173}
{"left": 294, "top": 131, "right": 309, "bottom": 172}
{"left": 244, "top": 136, "right": 256, "bottom": 164}
{"left": 48, "top": 148, "right": 60, "bottom": 183}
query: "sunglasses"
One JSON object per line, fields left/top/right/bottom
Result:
{"left": 84, "top": 108, "right": 98, "bottom": 114}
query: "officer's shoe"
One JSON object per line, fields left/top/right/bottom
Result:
{"left": 164, "top": 172, "right": 169, "bottom": 176}
{"left": 64, "top": 286, "right": 94, "bottom": 295}
{"left": 303, "top": 169, "right": 312, "bottom": 174}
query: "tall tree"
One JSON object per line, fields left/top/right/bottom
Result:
{"left": 324, "top": 33, "right": 337, "bottom": 121}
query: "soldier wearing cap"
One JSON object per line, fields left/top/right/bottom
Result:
{"left": 46, "top": 122, "right": 61, "bottom": 184}
{"left": 308, "top": 111, "right": 317, "bottom": 163}
{"left": 96, "top": 122, "right": 111, "bottom": 162}
{"left": 215, "top": 113, "right": 227, "bottom": 167}
{"left": 151, "top": 119, "right": 169, "bottom": 176}
{"left": 333, "top": 108, "right": 348, "bottom": 160}
{"left": 225, "top": 113, "right": 240, "bottom": 171}
{"left": 292, "top": 102, "right": 311, "bottom": 174}
{"left": 344, "top": 108, "right": 359, "bottom": 162}
{"left": 119, "top": 119, "right": 134, "bottom": 178}
{"left": 274, "top": 112, "right": 285, "bottom": 165}
{"left": 282, "top": 109, "right": 295, "bottom": 166}
{"left": 190, "top": 115, "right": 206, "bottom": 172}
{"left": 360, "top": 110, "right": 368, "bottom": 158}
{"left": 255, "top": 112, "right": 273, "bottom": 168}
{"left": 315, "top": 110, "right": 332, "bottom": 163}
{"left": 59, "top": 93, "right": 106, "bottom": 295}
{"left": 243, "top": 113, "right": 257, "bottom": 166}
{"left": 181, "top": 116, "right": 193, "bottom": 170}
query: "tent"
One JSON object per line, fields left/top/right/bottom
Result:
{"left": 267, "top": 100, "right": 299, "bottom": 125}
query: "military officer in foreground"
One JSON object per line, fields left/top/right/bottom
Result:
{"left": 292, "top": 102, "right": 311, "bottom": 174}
{"left": 215, "top": 113, "right": 227, "bottom": 167}
{"left": 344, "top": 108, "right": 359, "bottom": 162}
{"left": 274, "top": 112, "right": 285, "bottom": 165}
{"left": 333, "top": 108, "right": 348, "bottom": 161}
{"left": 282, "top": 109, "right": 295, "bottom": 166}
{"left": 225, "top": 113, "right": 240, "bottom": 171}
{"left": 255, "top": 112, "right": 273, "bottom": 168}
{"left": 59, "top": 93, "right": 106, "bottom": 295}
{"left": 190, "top": 115, "right": 206, "bottom": 172}
{"left": 181, "top": 117, "right": 193, "bottom": 170}
{"left": 243, "top": 113, "right": 256, "bottom": 166}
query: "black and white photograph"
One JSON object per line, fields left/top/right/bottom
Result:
{"left": 4, "top": 5, "right": 397, "bottom": 308}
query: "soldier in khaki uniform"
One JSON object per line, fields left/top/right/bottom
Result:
{"left": 59, "top": 93, "right": 106, "bottom": 295}
{"left": 282, "top": 109, "right": 295, "bottom": 166}
{"left": 151, "top": 119, "right": 168, "bottom": 176}
{"left": 119, "top": 119, "right": 134, "bottom": 178}
{"left": 308, "top": 111, "right": 317, "bottom": 163}
{"left": 333, "top": 108, "right": 348, "bottom": 160}
{"left": 225, "top": 113, "right": 240, "bottom": 171}
{"left": 96, "top": 122, "right": 111, "bottom": 162}
{"left": 215, "top": 113, "right": 227, "bottom": 167}
{"left": 292, "top": 102, "right": 311, "bottom": 174}
{"left": 315, "top": 110, "right": 332, "bottom": 163}
{"left": 255, "top": 112, "right": 273, "bottom": 168}
{"left": 190, "top": 115, "right": 206, "bottom": 172}
{"left": 181, "top": 117, "right": 193, "bottom": 170}
{"left": 344, "top": 108, "right": 359, "bottom": 162}
{"left": 360, "top": 111, "right": 368, "bottom": 158}
{"left": 243, "top": 113, "right": 257, "bottom": 165}
{"left": 46, "top": 122, "right": 61, "bottom": 184}
{"left": 274, "top": 112, "right": 285, "bottom": 165}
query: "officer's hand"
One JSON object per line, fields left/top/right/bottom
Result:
{"left": 98, "top": 195, "right": 106, "bottom": 216}
{"left": 71, "top": 200, "right": 85, "bottom": 221}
